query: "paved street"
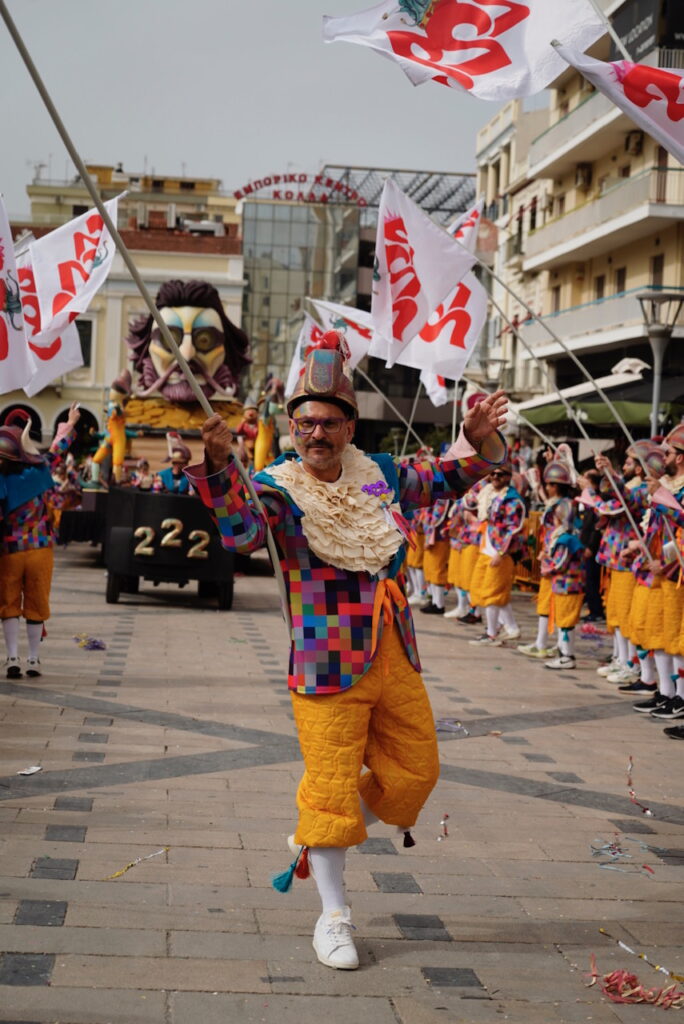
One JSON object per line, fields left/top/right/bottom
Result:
{"left": 1, "top": 544, "right": 683, "bottom": 1024}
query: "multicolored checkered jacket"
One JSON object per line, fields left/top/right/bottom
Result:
{"left": 188, "top": 439, "right": 505, "bottom": 695}
{"left": 481, "top": 486, "right": 525, "bottom": 556}
{"left": 542, "top": 533, "right": 586, "bottom": 594}
{"left": 0, "top": 428, "right": 75, "bottom": 555}
{"left": 424, "top": 498, "right": 450, "bottom": 547}
{"left": 594, "top": 477, "right": 648, "bottom": 571}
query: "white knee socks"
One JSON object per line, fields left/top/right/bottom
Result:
{"left": 430, "top": 584, "right": 445, "bottom": 609}
{"left": 615, "top": 629, "right": 629, "bottom": 669}
{"left": 558, "top": 627, "right": 575, "bottom": 658}
{"left": 26, "top": 622, "right": 42, "bottom": 661}
{"left": 485, "top": 605, "right": 499, "bottom": 638}
{"left": 456, "top": 589, "right": 469, "bottom": 617}
{"left": 637, "top": 649, "right": 656, "bottom": 683}
{"left": 654, "top": 650, "right": 675, "bottom": 696}
{"left": 535, "top": 616, "right": 549, "bottom": 650}
{"left": 309, "top": 847, "right": 347, "bottom": 913}
{"left": 499, "top": 603, "right": 517, "bottom": 632}
{"left": 2, "top": 618, "right": 20, "bottom": 659}
{"left": 674, "top": 656, "right": 684, "bottom": 698}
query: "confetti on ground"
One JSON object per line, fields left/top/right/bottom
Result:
{"left": 627, "top": 755, "right": 654, "bottom": 817}
{"left": 16, "top": 765, "right": 42, "bottom": 776}
{"left": 580, "top": 622, "right": 608, "bottom": 638}
{"left": 435, "top": 718, "right": 469, "bottom": 735}
{"left": 597, "top": 929, "right": 684, "bottom": 985}
{"left": 72, "top": 634, "right": 107, "bottom": 651}
{"left": 103, "top": 846, "right": 169, "bottom": 880}
{"left": 590, "top": 834, "right": 656, "bottom": 877}
{"left": 587, "top": 955, "right": 684, "bottom": 1007}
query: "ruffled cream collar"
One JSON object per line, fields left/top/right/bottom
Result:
{"left": 268, "top": 445, "right": 403, "bottom": 575}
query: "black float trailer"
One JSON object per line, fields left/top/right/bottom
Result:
{"left": 104, "top": 487, "right": 234, "bottom": 609}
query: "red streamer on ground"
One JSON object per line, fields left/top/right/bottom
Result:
{"left": 587, "top": 955, "right": 684, "bottom": 1008}
{"left": 627, "top": 756, "right": 654, "bottom": 817}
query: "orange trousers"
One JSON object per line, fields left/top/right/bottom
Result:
{"left": 291, "top": 623, "right": 439, "bottom": 848}
{"left": 0, "top": 547, "right": 54, "bottom": 621}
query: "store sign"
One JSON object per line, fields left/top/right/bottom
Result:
{"left": 234, "top": 173, "right": 367, "bottom": 206}
{"left": 610, "top": 0, "right": 661, "bottom": 61}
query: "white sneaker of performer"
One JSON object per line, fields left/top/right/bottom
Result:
{"left": 313, "top": 906, "right": 359, "bottom": 970}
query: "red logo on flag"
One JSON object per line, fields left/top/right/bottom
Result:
{"left": 51, "top": 212, "right": 105, "bottom": 318}
{"left": 387, "top": 0, "right": 530, "bottom": 91}
{"left": 419, "top": 281, "right": 472, "bottom": 348}
{"left": 615, "top": 62, "right": 684, "bottom": 123}
{"left": 384, "top": 213, "right": 420, "bottom": 341}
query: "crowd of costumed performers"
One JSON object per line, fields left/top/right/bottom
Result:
{"left": 188, "top": 329, "right": 509, "bottom": 971}
{"left": 396, "top": 426, "right": 684, "bottom": 743}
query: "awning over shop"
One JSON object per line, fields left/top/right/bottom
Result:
{"left": 514, "top": 371, "right": 684, "bottom": 429}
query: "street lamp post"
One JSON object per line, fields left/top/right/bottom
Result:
{"left": 636, "top": 290, "right": 684, "bottom": 436}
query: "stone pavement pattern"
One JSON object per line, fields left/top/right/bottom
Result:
{"left": 0, "top": 546, "right": 683, "bottom": 1024}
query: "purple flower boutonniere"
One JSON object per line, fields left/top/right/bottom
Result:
{"left": 362, "top": 480, "right": 416, "bottom": 550}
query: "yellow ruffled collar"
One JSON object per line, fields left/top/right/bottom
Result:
{"left": 268, "top": 445, "right": 404, "bottom": 574}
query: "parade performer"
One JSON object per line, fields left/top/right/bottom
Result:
{"left": 157, "top": 433, "right": 191, "bottom": 495}
{"left": 455, "top": 486, "right": 485, "bottom": 624}
{"left": 518, "top": 460, "right": 576, "bottom": 661}
{"left": 0, "top": 405, "right": 79, "bottom": 679}
{"left": 420, "top": 497, "right": 450, "bottom": 615}
{"left": 445, "top": 498, "right": 467, "bottom": 619}
{"left": 235, "top": 399, "right": 259, "bottom": 466}
{"left": 405, "top": 504, "right": 428, "bottom": 606}
{"left": 253, "top": 376, "right": 285, "bottom": 473}
{"left": 540, "top": 490, "right": 585, "bottom": 670}
{"left": 648, "top": 425, "right": 684, "bottom": 736}
{"left": 593, "top": 445, "right": 652, "bottom": 689}
{"left": 91, "top": 370, "right": 132, "bottom": 486}
{"left": 188, "top": 332, "right": 508, "bottom": 970}
{"left": 468, "top": 464, "right": 524, "bottom": 647}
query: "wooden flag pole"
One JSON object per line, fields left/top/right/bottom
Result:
{"left": 354, "top": 366, "right": 425, "bottom": 449}
{"left": 0, "top": 0, "right": 292, "bottom": 629}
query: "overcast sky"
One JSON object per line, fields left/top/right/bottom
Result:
{"left": 1, "top": 0, "right": 499, "bottom": 218}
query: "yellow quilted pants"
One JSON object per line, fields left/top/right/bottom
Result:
{"left": 606, "top": 568, "right": 635, "bottom": 632}
{"left": 459, "top": 544, "right": 480, "bottom": 592}
{"left": 447, "top": 547, "right": 461, "bottom": 587}
{"left": 406, "top": 531, "right": 424, "bottom": 569}
{"left": 423, "top": 539, "right": 450, "bottom": 586}
{"left": 469, "top": 552, "right": 514, "bottom": 608}
{"left": 662, "top": 578, "right": 684, "bottom": 656}
{"left": 291, "top": 623, "right": 439, "bottom": 848}
{"left": 536, "top": 576, "right": 552, "bottom": 616}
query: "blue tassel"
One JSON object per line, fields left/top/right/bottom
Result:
{"left": 271, "top": 848, "right": 301, "bottom": 893}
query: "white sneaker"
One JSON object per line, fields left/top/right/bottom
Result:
{"left": 606, "top": 666, "right": 639, "bottom": 685}
{"left": 313, "top": 907, "right": 359, "bottom": 970}
{"left": 501, "top": 627, "right": 521, "bottom": 641}
{"left": 545, "top": 655, "right": 576, "bottom": 670}
{"left": 517, "top": 643, "right": 547, "bottom": 658}
{"left": 5, "top": 656, "right": 22, "bottom": 679}
{"left": 26, "top": 658, "right": 41, "bottom": 678}
{"left": 596, "top": 659, "right": 619, "bottom": 677}
{"left": 468, "top": 633, "right": 503, "bottom": 647}
{"left": 443, "top": 607, "right": 463, "bottom": 619}
{"left": 408, "top": 593, "right": 425, "bottom": 606}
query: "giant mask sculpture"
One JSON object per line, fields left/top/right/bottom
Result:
{"left": 127, "top": 279, "right": 251, "bottom": 403}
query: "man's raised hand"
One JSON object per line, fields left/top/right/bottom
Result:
{"left": 202, "top": 414, "right": 234, "bottom": 475}
{"left": 463, "top": 390, "right": 508, "bottom": 449}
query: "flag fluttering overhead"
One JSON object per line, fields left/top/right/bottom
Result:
{"left": 447, "top": 197, "right": 484, "bottom": 249}
{"left": 323, "top": 0, "right": 603, "bottom": 101}
{"left": 554, "top": 44, "right": 684, "bottom": 166}
{"left": 284, "top": 314, "right": 324, "bottom": 397}
{"left": 31, "top": 195, "right": 120, "bottom": 329}
{"left": 309, "top": 299, "right": 374, "bottom": 367}
{"left": 15, "top": 250, "right": 83, "bottom": 399}
{"left": 0, "top": 197, "right": 33, "bottom": 395}
{"left": 420, "top": 370, "right": 449, "bottom": 407}
{"left": 371, "top": 178, "right": 476, "bottom": 366}
{"left": 398, "top": 269, "right": 487, "bottom": 377}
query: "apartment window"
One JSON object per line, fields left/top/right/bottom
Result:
{"left": 556, "top": 194, "right": 565, "bottom": 217}
{"left": 615, "top": 267, "right": 626, "bottom": 293}
{"left": 559, "top": 99, "right": 570, "bottom": 117}
{"left": 75, "top": 320, "right": 93, "bottom": 367}
{"left": 594, "top": 275, "right": 605, "bottom": 301}
{"left": 529, "top": 197, "right": 537, "bottom": 232}
{"left": 651, "top": 253, "right": 665, "bottom": 288}
{"left": 151, "top": 179, "right": 164, "bottom": 191}
{"left": 551, "top": 285, "right": 561, "bottom": 313}
{"left": 618, "top": 165, "right": 631, "bottom": 178}
{"left": 179, "top": 181, "right": 196, "bottom": 191}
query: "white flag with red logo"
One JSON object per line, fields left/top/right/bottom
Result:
{"left": 30, "top": 195, "right": 120, "bottom": 330}
{"left": 371, "top": 178, "right": 475, "bottom": 367}
{"left": 309, "top": 299, "right": 373, "bottom": 368}
{"left": 285, "top": 314, "right": 325, "bottom": 397}
{"left": 15, "top": 250, "right": 83, "bottom": 398}
{"left": 0, "top": 198, "right": 33, "bottom": 394}
{"left": 555, "top": 44, "right": 684, "bottom": 166}
{"left": 420, "top": 370, "right": 449, "bottom": 407}
{"left": 397, "top": 270, "right": 487, "bottom": 377}
{"left": 323, "top": 0, "right": 603, "bottom": 101}
{"left": 447, "top": 197, "right": 484, "bottom": 251}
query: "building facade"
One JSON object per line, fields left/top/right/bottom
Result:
{"left": 476, "top": 0, "right": 684, "bottom": 426}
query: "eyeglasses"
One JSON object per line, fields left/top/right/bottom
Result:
{"left": 292, "top": 416, "right": 347, "bottom": 436}
{"left": 490, "top": 471, "right": 510, "bottom": 479}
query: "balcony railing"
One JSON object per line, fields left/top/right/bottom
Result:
{"left": 528, "top": 90, "right": 617, "bottom": 171}
{"left": 519, "top": 286, "right": 684, "bottom": 349}
{"left": 525, "top": 167, "right": 684, "bottom": 263}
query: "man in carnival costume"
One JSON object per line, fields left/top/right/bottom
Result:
{"left": 0, "top": 405, "right": 80, "bottom": 679}
{"left": 156, "top": 433, "right": 192, "bottom": 495}
{"left": 188, "top": 331, "right": 508, "bottom": 970}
